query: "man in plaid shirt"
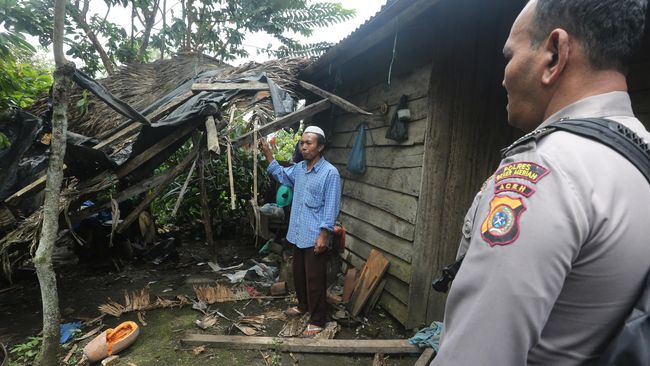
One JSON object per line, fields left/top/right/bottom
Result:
{"left": 259, "top": 125, "right": 341, "bottom": 337}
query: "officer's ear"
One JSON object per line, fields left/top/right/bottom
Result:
{"left": 541, "top": 29, "right": 569, "bottom": 86}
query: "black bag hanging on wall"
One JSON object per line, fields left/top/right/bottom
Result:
{"left": 385, "top": 94, "right": 409, "bottom": 141}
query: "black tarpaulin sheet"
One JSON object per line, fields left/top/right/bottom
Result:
{"left": 0, "top": 110, "right": 43, "bottom": 201}
{"left": 72, "top": 69, "right": 151, "bottom": 126}
{"left": 125, "top": 73, "right": 294, "bottom": 182}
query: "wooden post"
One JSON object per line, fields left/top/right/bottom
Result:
{"left": 116, "top": 140, "right": 198, "bottom": 233}
{"left": 199, "top": 148, "right": 216, "bottom": 259}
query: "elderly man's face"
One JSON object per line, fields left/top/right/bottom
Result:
{"left": 300, "top": 132, "right": 323, "bottom": 161}
{"left": 502, "top": 1, "right": 548, "bottom": 132}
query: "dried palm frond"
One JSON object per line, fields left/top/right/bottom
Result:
{"left": 193, "top": 283, "right": 250, "bottom": 304}
{"left": 98, "top": 288, "right": 191, "bottom": 317}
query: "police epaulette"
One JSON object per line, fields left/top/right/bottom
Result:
{"left": 500, "top": 127, "right": 554, "bottom": 157}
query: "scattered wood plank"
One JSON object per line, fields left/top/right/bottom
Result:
{"left": 181, "top": 335, "right": 420, "bottom": 354}
{"left": 70, "top": 171, "right": 170, "bottom": 224}
{"left": 364, "top": 278, "right": 386, "bottom": 316}
{"left": 349, "top": 249, "right": 390, "bottom": 317}
{"left": 343, "top": 237, "right": 412, "bottom": 284}
{"left": 342, "top": 267, "right": 357, "bottom": 304}
{"left": 94, "top": 123, "right": 141, "bottom": 150}
{"left": 147, "top": 91, "right": 195, "bottom": 123}
{"left": 414, "top": 348, "right": 436, "bottom": 366}
{"left": 116, "top": 119, "right": 200, "bottom": 179}
{"left": 4, "top": 166, "right": 65, "bottom": 207}
{"left": 298, "top": 80, "right": 371, "bottom": 115}
{"left": 171, "top": 157, "right": 198, "bottom": 217}
{"left": 233, "top": 99, "right": 331, "bottom": 147}
{"left": 192, "top": 81, "right": 269, "bottom": 92}
{"left": 205, "top": 116, "right": 220, "bottom": 154}
{"left": 95, "top": 91, "right": 194, "bottom": 147}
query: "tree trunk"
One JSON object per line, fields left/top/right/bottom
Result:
{"left": 35, "top": 0, "right": 71, "bottom": 364}
{"left": 136, "top": 0, "right": 159, "bottom": 62}
{"left": 70, "top": 0, "right": 115, "bottom": 75}
{"left": 160, "top": 0, "right": 166, "bottom": 60}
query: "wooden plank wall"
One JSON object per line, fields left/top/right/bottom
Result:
{"left": 321, "top": 61, "right": 433, "bottom": 324}
{"left": 406, "top": 0, "right": 524, "bottom": 328}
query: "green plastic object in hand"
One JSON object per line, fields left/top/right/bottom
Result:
{"left": 276, "top": 185, "right": 293, "bottom": 207}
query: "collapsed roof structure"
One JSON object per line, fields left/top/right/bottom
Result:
{"left": 0, "top": 53, "right": 369, "bottom": 281}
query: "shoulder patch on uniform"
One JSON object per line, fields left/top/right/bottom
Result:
{"left": 480, "top": 174, "right": 494, "bottom": 193}
{"left": 494, "top": 182, "right": 535, "bottom": 198}
{"left": 494, "top": 162, "right": 549, "bottom": 184}
{"left": 481, "top": 195, "right": 526, "bottom": 247}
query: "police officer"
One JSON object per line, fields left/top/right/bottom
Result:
{"left": 432, "top": 0, "right": 650, "bottom": 365}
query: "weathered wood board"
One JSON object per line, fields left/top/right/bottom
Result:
{"left": 342, "top": 180, "right": 418, "bottom": 224}
{"left": 340, "top": 247, "right": 410, "bottom": 305}
{"left": 349, "top": 249, "right": 390, "bottom": 317}
{"left": 330, "top": 118, "right": 427, "bottom": 148}
{"left": 234, "top": 99, "right": 331, "bottom": 147}
{"left": 191, "top": 81, "right": 269, "bottom": 91}
{"left": 340, "top": 213, "right": 413, "bottom": 263}
{"left": 298, "top": 80, "right": 371, "bottom": 115}
{"left": 334, "top": 164, "right": 422, "bottom": 197}
{"left": 343, "top": 236, "right": 412, "bottom": 284}
{"left": 181, "top": 334, "right": 420, "bottom": 354}
{"left": 414, "top": 348, "right": 436, "bottom": 366}
{"left": 326, "top": 145, "right": 424, "bottom": 169}
{"left": 340, "top": 197, "right": 415, "bottom": 241}
{"left": 332, "top": 96, "right": 429, "bottom": 133}
{"left": 378, "top": 290, "right": 409, "bottom": 326}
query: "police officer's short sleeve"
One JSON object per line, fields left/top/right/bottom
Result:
{"left": 432, "top": 147, "right": 590, "bottom": 365}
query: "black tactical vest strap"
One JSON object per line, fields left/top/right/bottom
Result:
{"left": 546, "top": 118, "right": 650, "bottom": 184}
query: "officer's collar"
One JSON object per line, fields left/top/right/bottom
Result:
{"left": 537, "top": 91, "right": 634, "bottom": 130}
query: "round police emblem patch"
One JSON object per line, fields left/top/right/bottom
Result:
{"left": 488, "top": 205, "right": 514, "bottom": 236}
{"left": 481, "top": 195, "right": 526, "bottom": 246}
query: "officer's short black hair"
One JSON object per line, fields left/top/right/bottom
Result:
{"left": 529, "top": 0, "right": 647, "bottom": 72}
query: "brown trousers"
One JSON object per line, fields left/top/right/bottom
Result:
{"left": 293, "top": 246, "right": 328, "bottom": 326}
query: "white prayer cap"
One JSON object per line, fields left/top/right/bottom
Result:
{"left": 303, "top": 125, "right": 325, "bottom": 139}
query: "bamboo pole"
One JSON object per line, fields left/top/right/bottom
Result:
{"left": 227, "top": 109, "right": 236, "bottom": 210}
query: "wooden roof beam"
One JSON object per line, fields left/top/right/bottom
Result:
{"left": 233, "top": 99, "right": 331, "bottom": 147}
{"left": 298, "top": 80, "right": 371, "bottom": 115}
{"left": 191, "top": 81, "right": 270, "bottom": 92}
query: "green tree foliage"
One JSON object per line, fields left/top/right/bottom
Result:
{"left": 0, "top": 56, "right": 53, "bottom": 109}
{"left": 151, "top": 139, "right": 270, "bottom": 227}
{"left": 4, "top": 0, "right": 354, "bottom": 77}
{"left": 163, "top": 0, "right": 355, "bottom": 60}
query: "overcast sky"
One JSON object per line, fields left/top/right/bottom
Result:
{"left": 29, "top": 0, "right": 386, "bottom": 66}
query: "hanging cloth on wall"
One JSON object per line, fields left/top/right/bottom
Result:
{"left": 347, "top": 123, "right": 368, "bottom": 174}
{"left": 385, "top": 95, "right": 409, "bottom": 142}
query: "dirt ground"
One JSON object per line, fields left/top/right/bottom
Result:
{"left": 0, "top": 228, "right": 421, "bottom": 365}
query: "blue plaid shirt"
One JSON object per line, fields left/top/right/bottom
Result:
{"left": 267, "top": 157, "right": 341, "bottom": 248}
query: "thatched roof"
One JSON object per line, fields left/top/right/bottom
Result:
{"left": 29, "top": 54, "right": 228, "bottom": 138}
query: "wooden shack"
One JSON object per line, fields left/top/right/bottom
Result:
{"left": 301, "top": 0, "right": 650, "bottom": 328}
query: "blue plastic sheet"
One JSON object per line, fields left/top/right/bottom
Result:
{"left": 409, "top": 321, "right": 444, "bottom": 351}
{"left": 60, "top": 321, "right": 82, "bottom": 344}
